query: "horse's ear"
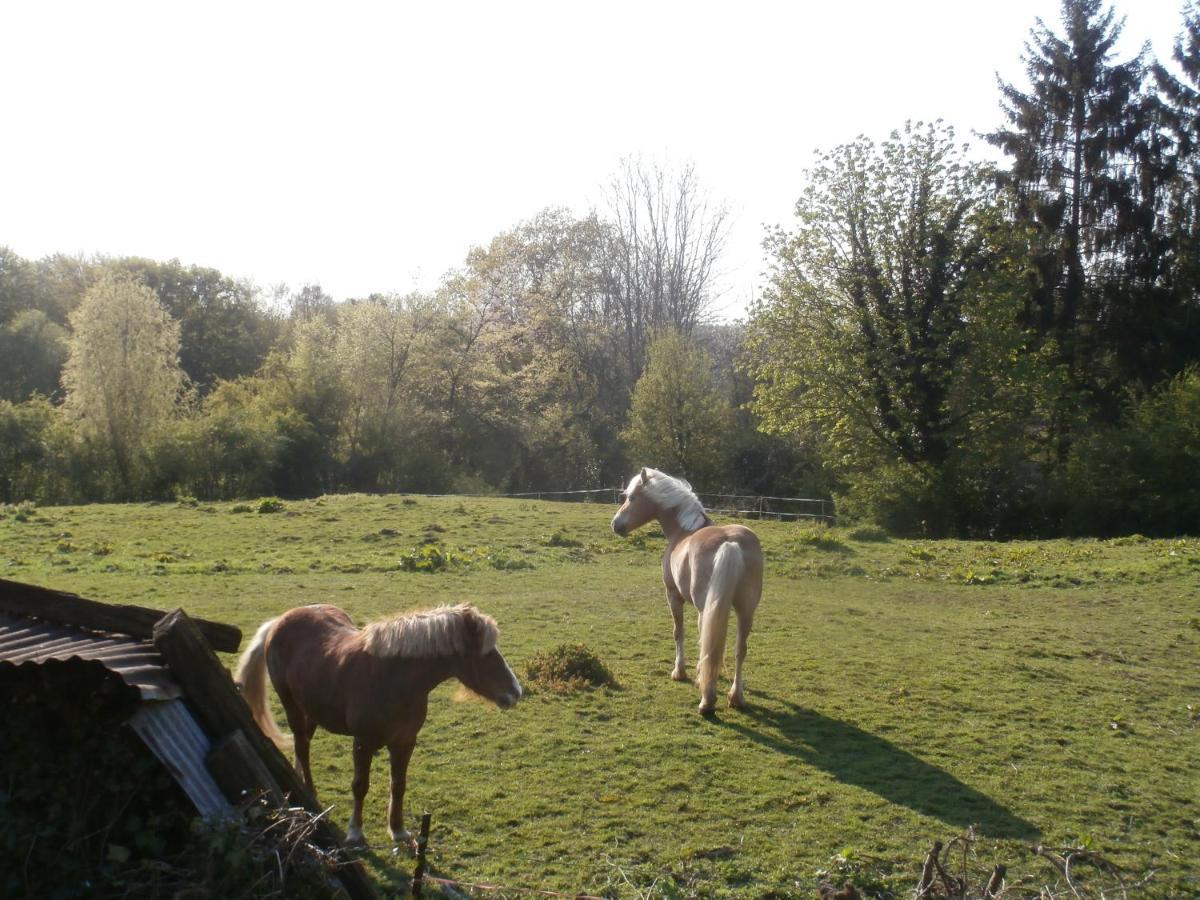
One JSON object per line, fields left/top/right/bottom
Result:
{"left": 640, "top": 468, "right": 649, "bottom": 484}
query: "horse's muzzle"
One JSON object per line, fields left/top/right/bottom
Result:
{"left": 496, "top": 691, "right": 521, "bottom": 710}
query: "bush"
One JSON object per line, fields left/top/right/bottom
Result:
{"left": 1065, "top": 367, "right": 1200, "bottom": 536}
{"left": 524, "top": 643, "right": 618, "bottom": 693}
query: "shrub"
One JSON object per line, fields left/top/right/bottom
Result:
{"left": 257, "top": 497, "right": 285, "bottom": 514}
{"left": 524, "top": 643, "right": 618, "bottom": 693}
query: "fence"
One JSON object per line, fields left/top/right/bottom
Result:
{"left": 492, "top": 487, "right": 835, "bottom": 524}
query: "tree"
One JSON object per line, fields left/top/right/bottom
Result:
{"left": 985, "top": 0, "right": 1157, "bottom": 410}
{"left": 747, "top": 123, "right": 1033, "bottom": 534}
{"left": 1151, "top": 2, "right": 1200, "bottom": 374}
{"left": 602, "top": 158, "right": 730, "bottom": 387}
{"left": 333, "top": 293, "right": 444, "bottom": 490}
{"left": 105, "top": 258, "right": 279, "bottom": 393}
{"left": 0, "top": 309, "right": 69, "bottom": 401}
{"left": 61, "top": 272, "right": 187, "bottom": 494}
{"left": 622, "top": 331, "right": 732, "bottom": 489}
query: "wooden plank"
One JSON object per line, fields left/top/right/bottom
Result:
{"left": 0, "top": 578, "right": 241, "bottom": 653}
{"left": 152, "top": 609, "right": 377, "bottom": 900}
{"left": 207, "top": 730, "right": 286, "bottom": 807}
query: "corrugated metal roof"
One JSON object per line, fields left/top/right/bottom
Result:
{"left": 0, "top": 612, "right": 181, "bottom": 701}
{"left": 129, "top": 699, "right": 232, "bottom": 822}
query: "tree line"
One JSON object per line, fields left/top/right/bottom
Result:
{"left": 2, "top": 0, "right": 1198, "bottom": 537}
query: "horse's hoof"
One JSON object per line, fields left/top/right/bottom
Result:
{"left": 698, "top": 703, "right": 717, "bottom": 716}
{"left": 391, "top": 830, "right": 415, "bottom": 853}
{"left": 671, "top": 669, "right": 689, "bottom": 682}
{"left": 728, "top": 693, "right": 746, "bottom": 709}
{"left": 344, "top": 833, "right": 366, "bottom": 849}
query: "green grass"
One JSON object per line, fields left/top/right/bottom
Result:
{"left": 2, "top": 496, "right": 1198, "bottom": 897}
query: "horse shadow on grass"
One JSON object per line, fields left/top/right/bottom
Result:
{"left": 714, "top": 691, "right": 1040, "bottom": 840}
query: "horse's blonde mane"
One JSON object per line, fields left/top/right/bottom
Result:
{"left": 627, "top": 468, "right": 710, "bottom": 532}
{"left": 361, "top": 604, "right": 497, "bottom": 659}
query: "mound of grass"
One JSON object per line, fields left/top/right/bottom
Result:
{"left": 257, "top": 497, "right": 286, "bottom": 514}
{"left": 544, "top": 529, "right": 583, "bottom": 548}
{"left": 847, "top": 525, "right": 890, "bottom": 543}
{"left": 796, "top": 528, "right": 851, "bottom": 553}
{"left": 523, "top": 643, "right": 618, "bottom": 693}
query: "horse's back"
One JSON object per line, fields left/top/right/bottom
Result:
{"left": 267, "top": 604, "right": 360, "bottom": 674}
{"left": 670, "top": 524, "right": 763, "bottom": 608}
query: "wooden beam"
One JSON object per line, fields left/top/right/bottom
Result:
{"left": 207, "top": 730, "right": 286, "bottom": 808}
{"left": 152, "top": 609, "right": 377, "bottom": 899}
{"left": 0, "top": 578, "right": 241, "bottom": 653}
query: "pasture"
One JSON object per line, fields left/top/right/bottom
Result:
{"left": 1, "top": 494, "right": 1196, "bottom": 897}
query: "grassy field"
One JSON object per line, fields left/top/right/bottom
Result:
{"left": 2, "top": 495, "right": 1197, "bottom": 897}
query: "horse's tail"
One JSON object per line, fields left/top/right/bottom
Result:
{"left": 696, "top": 542, "right": 744, "bottom": 702}
{"left": 233, "top": 618, "right": 293, "bottom": 753}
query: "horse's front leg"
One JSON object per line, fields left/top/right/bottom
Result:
{"left": 387, "top": 740, "right": 417, "bottom": 850}
{"left": 345, "top": 740, "right": 376, "bottom": 846}
{"left": 666, "top": 588, "right": 688, "bottom": 681}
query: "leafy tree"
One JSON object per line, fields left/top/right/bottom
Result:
{"left": 622, "top": 331, "right": 732, "bottom": 488}
{"left": 0, "top": 397, "right": 76, "bottom": 503}
{"left": 0, "top": 246, "right": 37, "bottom": 324}
{"left": 0, "top": 309, "right": 69, "bottom": 401}
{"left": 61, "top": 272, "right": 187, "bottom": 494}
{"left": 747, "top": 123, "right": 1034, "bottom": 534}
{"left": 1065, "top": 366, "right": 1200, "bottom": 534}
{"left": 333, "top": 293, "right": 444, "bottom": 490}
{"left": 105, "top": 258, "right": 279, "bottom": 393}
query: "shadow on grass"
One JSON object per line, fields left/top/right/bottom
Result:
{"left": 715, "top": 691, "right": 1040, "bottom": 840}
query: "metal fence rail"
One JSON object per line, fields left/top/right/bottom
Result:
{"left": 489, "top": 487, "right": 835, "bottom": 523}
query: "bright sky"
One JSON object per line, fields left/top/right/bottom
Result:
{"left": 1, "top": 1, "right": 1189, "bottom": 318}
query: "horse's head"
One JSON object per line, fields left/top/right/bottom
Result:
{"left": 456, "top": 607, "right": 522, "bottom": 710}
{"left": 611, "top": 467, "right": 658, "bottom": 536}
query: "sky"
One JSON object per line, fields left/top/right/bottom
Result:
{"left": 1, "top": 0, "right": 1191, "bottom": 318}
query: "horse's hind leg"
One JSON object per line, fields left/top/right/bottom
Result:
{"left": 387, "top": 740, "right": 417, "bottom": 850}
{"left": 728, "top": 605, "right": 753, "bottom": 708}
{"left": 667, "top": 589, "right": 688, "bottom": 681}
{"left": 278, "top": 688, "right": 318, "bottom": 797}
{"left": 346, "top": 740, "right": 377, "bottom": 846}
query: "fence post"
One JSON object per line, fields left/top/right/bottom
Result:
{"left": 411, "top": 812, "right": 432, "bottom": 898}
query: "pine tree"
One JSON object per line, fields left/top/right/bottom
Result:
{"left": 1152, "top": 3, "right": 1200, "bottom": 373}
{"left": 986, "top": 0, "right": 1154, "bottom": 412}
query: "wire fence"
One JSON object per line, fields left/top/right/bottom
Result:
{"left": 490, "top": 487, "right": 835, "bottom": 523}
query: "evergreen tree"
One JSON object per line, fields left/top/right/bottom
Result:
{"left": 1152, "top": 3, "right": 1200, "bottom": 373}
{"left": 986, "top": 0, "right": 1155, "bottom": 414}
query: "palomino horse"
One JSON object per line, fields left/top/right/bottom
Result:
{"left": 235, "top": 602, "right": 521, "bottom": 846}
{"left": 611, "top": 468, "right": 764, "bottom": 714}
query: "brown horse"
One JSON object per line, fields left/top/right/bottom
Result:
{"left": 611, "top": 468, "right": 764, "bottom": 714}
{"left": 234, "top": 602, "right": 521, "bottom": 846}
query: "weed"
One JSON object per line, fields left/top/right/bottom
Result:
{"left": 257, "top": 497, "right": 286, "bottom": 514}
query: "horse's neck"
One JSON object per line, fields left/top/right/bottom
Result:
{"left": 375, "top": 652, "right": 458, "bottom": 694}
{"left": 657, "top": 505, "right": 710, "bottom": 543}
